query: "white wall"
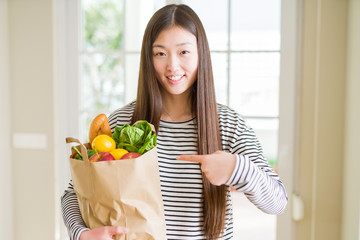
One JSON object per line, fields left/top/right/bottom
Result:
{"left": 342, "top": 0, "right": 360, "bottom": 239}
{"left": 8, "top": 0, "right": 56, "bottom": 239}
{"left": 297, "top": 0, "right": 347, "bottom": 239}
{"left": 0, "top": 0, "right": 13, "bottom": 239}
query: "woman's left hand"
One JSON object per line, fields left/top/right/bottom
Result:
{"left": 177, "top": 151, "right": 237, "bottom": 186}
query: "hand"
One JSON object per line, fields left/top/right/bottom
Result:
{"left": 177, "top": 151, "right": 237, "bottom": 186}
{"left": 79, "top": 226, "right": 128, "bottom": 240}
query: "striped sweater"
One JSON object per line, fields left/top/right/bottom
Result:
{"left": 61, "top": 101, "right": 288, "bottom": 239}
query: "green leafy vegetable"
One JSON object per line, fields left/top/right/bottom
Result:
{"left": 138, "top": 134, "right": 157, "bottom": 155}
{"left": 87, "top": 149, "right": 97, "bottom": 159}
{"left": 112, "top": 121, "right": 156, "bottom": 154}
{"left": 72, "top": 147, "right": 97, "bottom": 160}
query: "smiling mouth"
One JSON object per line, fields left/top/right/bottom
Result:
{"left": 167, "top": 75, "right": 184, "bottom": 81}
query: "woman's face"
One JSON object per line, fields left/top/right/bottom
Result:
{"left": 152, "top": 26, "right": 198, "bottom": 99}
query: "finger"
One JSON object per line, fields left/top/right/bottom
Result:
{"left": 107, "top": 226, "right": 129, "bottom": 235}
{"left": 176, "top": 154, "right": 205, "bottom": 163}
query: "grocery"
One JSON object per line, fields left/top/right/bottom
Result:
{"left": 71, "top": 147, "right": 96, "bottom": 160}
{"left": 120, "top": 152, "right": 142, "bottom": 159}
{"left": 91, "top": 134, "right": 116, "bottom": 153}
{"left": 71, "top": 115, "right": 157, "bottom": 162}
{"left": 88, "top": 113, "right": 112, "bottom": 144}
{"left": 89, "top": 152, "right": 115, "bottom": 162}
{"left": 112, "top": 120, "right": 157, "bottom": 154}
{"left": 110, "top": 148, "right": 129, "bottom": 160}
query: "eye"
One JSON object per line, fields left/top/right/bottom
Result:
{"left": 154, "top": 52, "right": 166, "bottom": 57}
{"left": 180, "top": 50, "right": 189, "bottom": 55}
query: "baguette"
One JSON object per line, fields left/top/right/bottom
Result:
{"left": 88, "top": 114, "right": 112, "bottom": 144}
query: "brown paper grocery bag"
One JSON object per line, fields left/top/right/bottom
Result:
{"left": 66, "top": 137, "right": 167, "bottom": 240}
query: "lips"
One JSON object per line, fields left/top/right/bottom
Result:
{"left": 167, "top": 75, "right": 184, "bottom": 84}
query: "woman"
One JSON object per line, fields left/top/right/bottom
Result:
{"left": 61, "top": 4, "right": 287, "bottom": 240}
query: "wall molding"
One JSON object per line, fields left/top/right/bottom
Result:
{"left": 342, "top": 0, "right": 360, "bottom": 238}
{"left": 0, "top": 0, "right": 13, "bottom": 239}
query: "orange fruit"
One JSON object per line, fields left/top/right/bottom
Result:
{"left": 110, "top": 148, "right": 129, "bottom": 160}
{"left": 91, "top": 135, "right": 116, "bottom": 152}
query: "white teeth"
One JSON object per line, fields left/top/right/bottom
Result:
{"left": 168, "top": 75, "right": 183, "bottom": 81}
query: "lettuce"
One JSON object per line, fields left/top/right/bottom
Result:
{"left": 112, "top": 121, "right": 157, "bottom": 155}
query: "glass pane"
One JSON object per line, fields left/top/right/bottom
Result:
{"left": 79, "top": 111, "right": 93, "bottom": 143}
{"left": 124, "top": 53, "right": 141, "bottom": 103}
{"left": 229, "top": 52, "right": 280, "bottom": 117}
{"left": 125, "top": 0, "right": 166, "bottom": 52}
{"left": 211, "top": 53, "right": 228, "bottom": 105}
{"left": 231, "top": 0, "right": 281, "bottom": 50}
{"left": 245, "top": 118, "right": 279, "bottom": 169}
{"left": 183, "top": 0, "right": 228, "bottom": 51}
{"left": 232, "top": 191, "right": 277, "bottom": 240}
{"left": 82, "top": 0, "right": 124, "bottom": 51}
{"left": 80, "top": 53, "right": 125, "bottom": 113}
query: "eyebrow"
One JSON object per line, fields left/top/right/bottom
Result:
{"left": 152, "top": 42, "right": 194, "bottom": 48}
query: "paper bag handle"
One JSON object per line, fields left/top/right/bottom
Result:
{"left": 66, "top": 137, "right": 90, "bottom": 163}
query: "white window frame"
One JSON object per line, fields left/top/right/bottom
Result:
{"left": 53, "top": 0, "right": 81, "bottom": 239}
{"left": 53, "top": 0, "right": 302, "bottom": 239}
{"left": 277, "top": 0, "right": 302, "bottom": 239}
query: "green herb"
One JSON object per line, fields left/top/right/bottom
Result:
{"left": 112, "top": 120, "right": 156, "bottom": 154}
{"left": 72, "top": 146, "right": 83, "bottom": 160}
{"left": 87, "top": 149, "right": 97, "bottom": 158}
{"left": 72, "top": 147, "right": 97, "bottom": 160}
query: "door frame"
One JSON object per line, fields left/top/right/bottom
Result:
{"left": 277, "top": 0, "right": 302, "bottom": 239}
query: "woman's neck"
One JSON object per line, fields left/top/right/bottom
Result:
{"left": 161, "top": 94, "right": 194, "bottom": 122}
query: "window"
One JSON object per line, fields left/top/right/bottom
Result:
{"left": 79, "top": 0, "right": 167, "bottom": 141}
{"left": 182, "top": 0, "right": 281, "bottom": 170}
{"left": 80, "top": 0, "right": 280, "bottom": 171}
{"left": 79, "top": 0, "right": 125, "bottom": 140}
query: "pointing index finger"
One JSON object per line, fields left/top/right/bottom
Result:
{"left": 176, "top": 154, "right": 204, "bottom": 163}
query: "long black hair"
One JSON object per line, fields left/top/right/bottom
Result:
{"left": 131, "top": 4, "right": 226, "bottom": 239}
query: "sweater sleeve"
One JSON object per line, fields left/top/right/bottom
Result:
{"left": 225, "top": 116, "right": 288, "bottom": 215}
{"left": 61, "top": 180, "right": 89, "bottom": 240}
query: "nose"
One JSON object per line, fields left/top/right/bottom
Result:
{"left": 166, "top": 54, "right": 180, "bottom": 72}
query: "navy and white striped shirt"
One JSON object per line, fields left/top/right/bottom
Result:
{"left": 61, "top": 101, "right": 287, "bottom": 240}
